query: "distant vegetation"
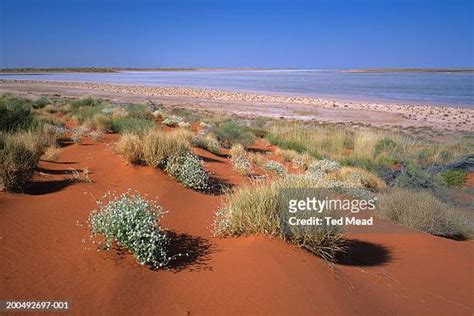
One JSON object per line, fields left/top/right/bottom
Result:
{"left": 344, "top": 68, "right": 474, "bottom": 73}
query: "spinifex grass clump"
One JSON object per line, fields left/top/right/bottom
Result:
{"left": 215, "top": 175, "right": 345, "bottom": 261}
{"left": 89, "top": 192, "right": 170, "bottom": 268}
{"left": 0, "top": 132, "right": 42, "bottom": 191}
{"left": 377, "top": 189, "right": 472, "bottom": 239}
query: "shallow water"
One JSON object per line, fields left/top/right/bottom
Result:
{"left": 1, "top": 69, "right": 473, "bottom": 107}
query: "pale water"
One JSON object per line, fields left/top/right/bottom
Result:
{"left": 1, "top": 69, "right": 473, "bottom": 107}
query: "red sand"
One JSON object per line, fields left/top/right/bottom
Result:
{"left": 1, "top": 135, "right": 473, "bottom": 315}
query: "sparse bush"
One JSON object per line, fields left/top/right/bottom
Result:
{"left": 89, "top": 130, "right": 104, "bottom": 142}
{"left": 326, "top": 167, "right": 386, "bottom": 191}
{"left": 162, "top": 115, "right": 185, "bottom": 127}
{"left": 41, "top": 146, "right": 60, "bottom": 161}
{"left": 215, "top": 120, "right": 255, "bottom": 148}
{"left": 142, "top": 129, "right": 190, "bottom": 168}
{"left": 248, "top": 152, "right": 266, "bottom": 167}
{"left": 0, "top": 95, "right": 36, "bottom": 132}
{"left": 32, "top": 96, "right": 50, "bottom": 109}
{"left": 84, "top": 114, "right": 113, "bottom": 132}
{"left": 393, "top": 162, "right": 434, "bottom": 189}
{"left": 264, "top": 161, "right": 286, "bottom": 176}
{"left": 275, "top": 148, "right": 299, "bottom": 162}
{"left": 292, "top": 152, "right": 313, "bottom": 170}
{"left": 193, "top": 133, "right": 221, "bottom": 154}
{"left": 89, "top": 192, "right": 169, "bottom": 268}
{"left": 0, "top": 132, "right": 42, "bottom": 191}
{"left": 377, "top": 189, "right": 472, "bottom": 239}
{"left": 110, "top": 116, "right": 154, "bottom": 134}
{"left": 308, "top": 159, "right": 341, "bottom": 173}
{"left": 215, "top": 175, "right": 344, "bottom": 261}
{"left": 165, "top": 152, "right": 210, "bottom": 190}
{"left": 115, "top": 133, "right": 143, "bottom": 163}
{"left": 71, "top": 126, "right": 89, "bottom": 144}
{"left": 230, "top": 145, "right": 251, "bottom": 175}
{"left": 440, "top": 170, "right": 467, "bottom": 187}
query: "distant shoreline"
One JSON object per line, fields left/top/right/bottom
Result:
{"left": 1, "top": 79, "right": 473, "bottom": 132}
{"left": 1, "top": 67, "right": 473, "bottom": 74}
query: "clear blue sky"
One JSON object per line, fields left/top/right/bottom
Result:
{"left": 0, "top": 0, "right": 472, "bottom": 68}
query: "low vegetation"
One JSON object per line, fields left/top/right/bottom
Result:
{"left": 215, "top": 175, "right": 345, "bottom": 261}
{"left": 377, "top": 189, "right": 472, "bottom": 239}
{"left": 89, "top": 192, "right": 170, "bottom": 268}
{"left": 215, "top": 120, "right": 255, "bottom": 148}
{"left": 230, "top": 144, "right": 252, "bottom": 175}
{"left": 115, "top": 129, "right": 211, "bottom": 191}
{"left": 440, "top": 170, "right": 467, "bottom": 187}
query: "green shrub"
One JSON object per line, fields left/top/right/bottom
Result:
{"left": 110, "top": 116, "right": 154, "bottom": 134}
{"left": 165, "top": 152, "right": 210, "bottom": 190}
{"left": 393, "top": 162, "right": 434, "bottom": 189}
{"left": 89, "top": 192, "right": 170, "bottom": 268}
{"left": 0, "top": 96, "right": 36, "bottom": 132}
{"left": 70, "top": 97, "right": 104, "bottom": 109}
{"left": 32, "top": 96, "right": 50, "bottom": 109}
{"left": 373, "top": 137, "right": 400, "bottom": 156}
{"left": 440, "top": 170, "right": 467, "bottom": 187}
{"left": 377, "top": 189, "right": 472, "bottom": 239}
{"left": 0, "top": 132, "right": 42, "bottom": 191}
{"left": 215, "top": 120, "right": 255, "bottom": 147}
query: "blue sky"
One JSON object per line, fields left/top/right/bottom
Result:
{"left": 0, "top": 0, "right": 472, "bottom": 68}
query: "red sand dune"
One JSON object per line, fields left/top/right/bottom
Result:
{"left": 0, "top": 135, "right": 473, "bottom": 315}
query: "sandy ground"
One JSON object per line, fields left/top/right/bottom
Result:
{"left": 0, "top": 134, "right": 473, "bottom": 315}
{"left": 1, "top": 79, "right": 473, "bottom": 131}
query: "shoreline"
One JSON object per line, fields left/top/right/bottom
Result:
{"left": 1, "top": 79, "right": 473, "bottom": 131}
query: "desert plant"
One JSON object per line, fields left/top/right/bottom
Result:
{"left": 0, "top": 95, "right": 36, "bottom": 132}
{"left": 71, "top": 126, "right": 89, "bottom": 144}
{"left": 440, "top": 170, "right": 467, "bottom": 187}
{"left": 84, "top": 114, "right": 113, "bottom": 132}
{"left": 215, "top": 175, "right": 345, "bottom": 261}
{"left": 41, "top": 146, "right": 60, "bottom": 161}
{"left": 110, "top": 116, "right": 154, "bottom": 134}
{"left": 326, "top": 166, "right": 386, "bottom": 191}
{"left": 308, "top": 159, "right": 341, "bottom": 173}
{"left": 275, "top": 148, "right": 299, "bottom": 162}
{"left": 89, "top": 130, "right": 104, "bottom": 142}
{"left": 193, "top": 133, "right": 221, "bottom": 154}
{"left": 89, "top": 191, "right": 170, "bottom": 268}
{"left": 165, "top": 152, "right": 210, "bottom": 190}
{"left": 32, "top": 96, "right": 50, "bottom": 109}
{"left": 215, "top": 120, "right": 255, "bottom": 148}
{"left": 162, "top": 115, "right": 185, "bottom": 127}
{"left": 142, "top": 129, "right": 190, "bottom": 167}
{"left": 0, "top": 132, "right": 41, "bottom": 191}
{"left": 115, "top": 133, "right": 143, "bottom": 163}
{"left": 377, "top": 189, "right": 472, "bottom": 239}
{"left": 264, "top": 161, "right": 286, "bottom": 176}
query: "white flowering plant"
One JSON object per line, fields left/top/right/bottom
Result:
{"left": 162, "top": 115, "right": 185, "bottom": 127}
{"left": 264, "top": 161, "right": 287, "bottom": 176}
{"left": 308, "top": 159, "right": 340, "bottom": 173}
{"left": 89, "top": 191, "right": 170, "bottom": 268}
{"left": 165, "top": 152, "right": 211, "bottom": 191}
